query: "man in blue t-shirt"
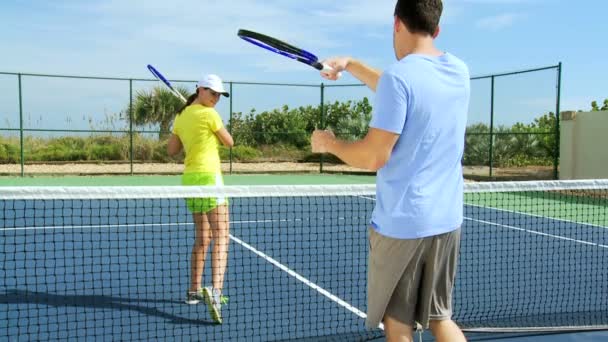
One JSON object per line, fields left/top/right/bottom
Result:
{"left": 311, "top": 1, "right": 469, "bottom": 341}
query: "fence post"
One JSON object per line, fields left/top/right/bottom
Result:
{"left": 319, "top": 83, "right": 325, "bottom": 174}
{"left": 129, "top": 79, "right": 134, "bottom": 175}
{"left": 18, "top": 74, "right": 24, "bottom": 177}
{"left": 489, "top": 76, "right": 495, "bottom": 179}
{"left": 554, "top": 62, "right": 562, "bottom": 180}
{"left": 229, "top": 82, "right": 233, "bottom": 175}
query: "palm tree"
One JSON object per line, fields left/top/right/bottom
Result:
{"left": 128, "top": 85, "right": 191, "bottom": 139}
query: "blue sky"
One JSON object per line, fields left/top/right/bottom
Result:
{"left": 0, "top": 0, "right": 606, "bottom": 132}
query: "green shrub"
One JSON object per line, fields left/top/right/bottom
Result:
{"left": 30, "top": 137, "right": 89, "bottom": 161}
{"left": 35, "top": 146, "right": 87, "bottom": 161}
{"left": 501, "top": 154, "right": 553, "bottom": 167}
{"left": 87, "top": 144, "right": 123, "bottom": 161}
{"left": 0, "top": 144, "right": 8, "bottom": 163}
{"left": 133, "top": 138, "right": 156, "bottom": 161}
{"left": 90, "top": 135, "right": 122, "bottom": 145}
{"left": 256, "top": 144, "right": 307, "bottom": 161}
{"left": 0, "top": 142, "right": 21, "bottom": 163}
{"left": 151, "top": 139, "right": 176, "bottom": 162}
{"left": 52, "top": 136, "right": 87, "bottom": 150}
{"left": 219, "top": 145, "right": 262, "bottom": 162}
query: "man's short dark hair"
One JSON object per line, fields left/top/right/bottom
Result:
{"left": 394, "top": 0, "right": 443, "bottom": 36}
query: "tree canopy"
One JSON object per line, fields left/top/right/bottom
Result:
{"left": 127, "top": 85, "right": 191, "bottom": 138}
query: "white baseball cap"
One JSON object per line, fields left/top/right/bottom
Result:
{"left": 196, "top": 74, "right": 229, "bottom": 97}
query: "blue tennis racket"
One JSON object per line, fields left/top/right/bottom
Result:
{"left": 238, "top": 29, "right": 334, "bottom": 73}
{"left": 147, "top": 64, "right": 188, "bottom": 103}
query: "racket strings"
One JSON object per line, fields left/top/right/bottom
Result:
{"left": 238, "top": 30, "right": 318, "bottom": 62}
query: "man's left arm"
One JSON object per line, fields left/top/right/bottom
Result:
{"left": 311, "top": 128, "right": 399, "bottom": 171}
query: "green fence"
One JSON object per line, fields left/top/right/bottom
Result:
{"left": 466, "top": 63, "right": 562, "bottom": 180}
{"left": 0, "top": 63, "right": 562, "bottom": 179}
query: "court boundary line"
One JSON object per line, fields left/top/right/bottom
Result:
{"left": 228, "top": 234, "right": 372, "bottom": 321}
{"left": 3, "top": 214, "right": 604, "bottom": 251}
{"left": 464, "top": 217, "right": 608, "bottom": 249}
{"left": 0, "top": 214, "right": 608, "bottom": 251}
{"left": 0, "top": 217, "right": 366, "bottom": 232}
{"left": 361, "top": 195, "right": 606, "bottom": 248}
{"left": 465, "top": 202, "right": 608, "bottom": 230}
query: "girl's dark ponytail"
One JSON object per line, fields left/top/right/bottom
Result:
{"left": 177, "top": 90, "right": 198, "bottom": 115}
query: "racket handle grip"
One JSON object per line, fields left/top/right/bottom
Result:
{"left": 313, "top": 62, "right": 334, "bottom": 73}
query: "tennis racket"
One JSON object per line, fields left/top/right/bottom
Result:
{"left": 237, "top": 29, "right": 335, "bottom": 73}
{"left": 147, "top": 64, "right": 188, "bottom": 103}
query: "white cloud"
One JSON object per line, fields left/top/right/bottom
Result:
{"left": 313, "top": 0, "right": 395, "bottom": 26}
{"left": 441, "top": 2, "right": 465, "bottom": 24}
{"left": 67, "top": 0, "right": 394, "bottom": 51}
{"left": 2, "top": 0, "right": 534, "bottom": 79}
{"left": 476, "top": 13, "right": 522, "bottom": 30}
{"left": 444, "top": 0, "right": 539, "bottom": 26}
{"left": 7, "top": 0, "right": 395, "bottom": 79}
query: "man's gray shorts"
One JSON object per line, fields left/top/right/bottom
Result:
{"left": 366, "top": 227, "right": 461, "bottom": 329}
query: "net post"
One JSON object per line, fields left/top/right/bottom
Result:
{"left": 229, "top": 82, "right": 233, "bottom": 175}
{"left": 18, "top": 73, "right": 24, "bottom": 177}
{"left": 489, "top": 75, "right": 495, "bottom": 179}
{"left": 319, "top": 83, "right": 325, "bottom": 174}
{"left": 554, "top": 62, "right": 562, "bottom": 180}
{"left": 129, "top": 79, "right": 134, "bottom": 176}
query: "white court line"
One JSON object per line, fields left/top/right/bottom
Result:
{"left": 4, "top": 214, "right": 604, "bottom": 251}
{"left": 0, "top": 217, "right": 365, "bottom": 232}
{"left": 0, "top": 219, "right": 383, "bottom": 330}
{"left": 229, "top": 234, "right": 373, "bottom": 322}
{"left": 465, "top": 202, "right": 608, "bottom": 230}
{"left": 353, "top": 194, "right": 607, "bottom": 249}
{"left": 364, "top": 194, "right": 606, "bottom": 247}
{"left": 465, "top": 217, "right": 608, "bottom": 249}
{"left": 1, "top": 194, "right": 376, "bottom": 232}
{"left": 0, "top": 222, "right": 188, "bottom": 231}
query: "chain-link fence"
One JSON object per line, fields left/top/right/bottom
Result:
{"left": 0, "top": 63, "right": 561, "bottom": 179}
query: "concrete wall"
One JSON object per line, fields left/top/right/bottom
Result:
{"left": 560, "top": 110, "right": 608, "bottom": 179}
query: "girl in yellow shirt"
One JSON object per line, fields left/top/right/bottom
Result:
{"left": 167, "top": 74, "right": 233, "bottom": 324}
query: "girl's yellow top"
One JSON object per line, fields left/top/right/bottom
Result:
{"left": 172, "top": 104, "right": 224, "bottom": 173}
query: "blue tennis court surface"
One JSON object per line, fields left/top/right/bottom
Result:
{"left": 457, "top": 204, "right": 607, "bottom": 329}
{"left": 1, "top": 187, "right": 607, "bottom": 341}
{"left": 1, "top": 195, "right": 379, "bottom": 341}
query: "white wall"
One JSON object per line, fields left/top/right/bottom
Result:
{"left": 560, "top": 110, "right": 608, "bottom": 179}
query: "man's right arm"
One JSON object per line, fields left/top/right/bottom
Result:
{"left": 345, "top": 59, "right": 382, "bottom": 92}
{"left": 322, "top": 57, "right": 381, "bottom": 92}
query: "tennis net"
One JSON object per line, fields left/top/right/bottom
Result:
{"left": 1, "top": 180, "right": 607, "bottom": 341}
